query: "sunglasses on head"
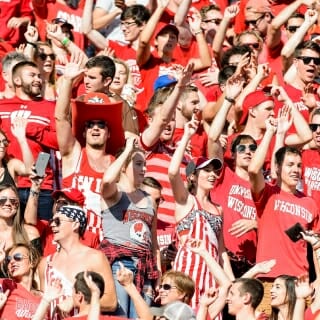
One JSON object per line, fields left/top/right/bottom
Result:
{"left": 286, "top": 26, "right": 300, "bottom": 33}
{"left": 310, "top": 123, "right": 320, "bottom": 132}
{"left": 236, "top": 144, "right": 257, "bottom": 153}
{"left": 85, "top": 120, "right": 107, "bottom": 129}
{"left": 159, "top": 284, "right": 177, "bottom": 290}
{"left": 52, "top": 17, "right": 68, "bottom": 24}
{"left": 38, "top": 53, "right": 56, "bottom": 61}
{"left": 203, "top": 18, "right": 222, "bottom": 25}
{"left": 49, "top": 216, "right": 73, "bottom": 227}
{"left": 0, "top": 197, "right": 19, "bottom": 207}
{"left": 297, "top": 56, "right": 320, "bottom": 66}
{"left": 6, "top": 253, "right": 29, "bottom": 263}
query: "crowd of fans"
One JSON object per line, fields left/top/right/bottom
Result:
{"left": 1, "top": 0, "right": 320, "bottom": 319}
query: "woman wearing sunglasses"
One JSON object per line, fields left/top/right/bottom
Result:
{"left": 0, "top": 184, "right": 40, "bottom": 266}
{"left": 168, "top": 116, "right": 233, "bottom": 309}
{"left": 0, "top": 242, "right": 42, "bottom": 319}
{"left": 100, "top": 137, "right": 160, "bottom": 318}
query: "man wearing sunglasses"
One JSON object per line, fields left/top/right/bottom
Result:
{"left": 55, "top": 55, "right": 126, "bottom": 239}
{"left": 37, "top": 205, "right": 117, "bottom": 316}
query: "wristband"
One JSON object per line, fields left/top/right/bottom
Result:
{"left": 225, "top": 96, "right": 236, "bottom": 104}
{"left": 26, "top": 41, "right": 36, "bottom": 48}
{"left": 30, "top": 189, "right": 40, "bottom": 197}
{"left": 194, "top": 30, "right": 202, "bottom": 36}
{"left": 61, "top": 37, "right": 70, "bottom": 47}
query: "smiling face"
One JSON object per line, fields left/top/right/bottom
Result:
{"left": 109, "top": 62, "right": 128, "bottom": 95}
{"left": 311, "top": 114, "right": 320, "bottom": 148}
{"left": 0, "top": 187, "right": 19, "bottom": 221}
{"left": 278, "top": 152, "right": 302, "bottom": 191}
{"left": 159, "top": 276, "right": 186, "bottom": 305}
{"left": 155, "top": 31, "right": 178, "bottom": 55}
{"left": 84, "top": 120, "right": 109, "bottom": 149}
{"left": 36, "top": 45, "right": 55, "bottom": 76}
{"left": 14, "top": 65, "right": 42, "bottom": 97}
{"left": 7, "top": 246, "right": 33, "bottom": 280}
{"left": 195, "top": 164, "right": 221, "bottom": 191}
{"left": 226, "top": 282, "right": 245, "bottom": 315}
{"left": 270, "top": 278, "right": 288, "bottom": 308}
{"left": 50, "top": 212, "right": 75, "bottom": 241}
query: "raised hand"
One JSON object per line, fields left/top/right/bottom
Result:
{"left": 116, "top": 262, "right": 134, "bottom": 287}
{"left": 276, "top": 104, "right": 292, "bottom": 135}
{"left": 295, "top": 274, "right": 313, "bottom": 299}
{"left": 7, "top": 17, "right": 25, "bottom": 29}
{"left": 84, "top": 271, "right": 101, "bottom": 297}
{"left": 184, "top": 114, "right": 200, "bottom": 138}
{"left": 11, "top": 117, "right": 28, "bottom": 140}
{"left": 0, "top": 289, "right": 9, "bottom": 309}
{"left": 225, "top": 74, "right": 245, "bottom": 100}
{"left": 251, "top": 259, "right": 276, "bottom": 275}
{"left": 0, "top": 241, "right": 6, "bottom": 264}
{"left": 43, "top": 278, "right": 63, "bottom": 302}
{"left": 177, "top": 62, "right": 194, "bottom": 88}
{"left": 46, "top": 23, "right": 65, "bottom": 42}
{"left": 304, "top": 8, "right": 318, "bottom": 26}
{"left": 224, "top": 3, "right": 240, "bottom": 20}
{"left": 256, "top": 63, "right": 270, "bottom": 80}
{"left": 186, "top": 238, "right": 206, "bottom": 255}
{"left": 265, "top": 116, "right": 278, "bottom": 134}
{"left": 187, "top": 9, "right": 202, "bottom": 35}
{"left": 24, "top": 24, "right": 39, "bottom": 44}
{"left": 199, "top": 287, "right": 218, "bottom": 307}
{"left": 63, "top": 53, "right": 85, "bottom": 81}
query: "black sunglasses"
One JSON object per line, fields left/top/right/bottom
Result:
{"left": 49, "top": 216, "right": 73, "bottom": 227}
{"left": 203, "top": 18, "right": 222, "bottom": 25}
{"left": 236, "top": 144, "right": 257, "bottom": 153}
{"left": 85, "top": 120, "right": 107, "bottom": 129}
{"left": 6, "top": 253, "right": 29, "bottom": 263}
{"left": 159, "top": 284, "right": 177, "bottom": 290}
{"left": 297, "top": 56, "right": 320, "bottom": 66}
{"left": 242, "top": 42, "right": 260, "bottom": 50}
{"left": 245, "top": 14, "right": 265, "bottom": 27}
{"left": 310, "top": 123, "right": 320, "bottom": 132}
{"left": 0, "top": 139, "right": 9, "bottom": 147}
{"left": 38, "top": 53, "right": 56, "bottom": 61}
{"left": 286, "top": 26, "right": 300, "bottom": 33}
{"left": 0, "top": 197, "right": 19, "bottom": 207}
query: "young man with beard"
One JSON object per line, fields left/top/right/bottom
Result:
{"left": 55, "top": 55, "right": 124, "bottom": 238}
{"left": 172, "top": 84, "right": 208, "bottom": 157}
{"left": 0, "top": 61, "right": 58, "bottom": 220}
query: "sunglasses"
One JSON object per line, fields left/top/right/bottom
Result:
{"left": 297, "top": 56, "right": 320, "bottom": 66}
{"left": 159, "top": 284, "right": 177, "bottom": 290}
{"left": 38, "top": 53, "right": 56, "bottom": 61}
{"left": 85, "top": 120, "right": 107, "bottom": 129}
{"left": 52, "top": 18, "right": 68, "bottom": 24}
{"left": 242, "top": 42, "right": 260, "bottom": 50}
{"left": 0, "top": 139, "right": 8, "bottom": 147}
{"left": 0, "top": 197, "right": 19, "bottom": 207}
{"left": 310, "top": 123, "right": 320, "bottom": 132}
{"left": 203, "top": 18, "right": 222, "bottom": 25}
{"left": 6, "top": 253, "right": 29, "bottom": 263}
{"left": 245, "top": 14, "right": 265, "bottom": 27}
{"left": 49, "top": 216, "right": 74, "bottom": 227}
{"left": 286, "top": 26, "right": 300, "bottom": 33}
{"left": 236, "top": 144, "right": 257, "bottom": 153}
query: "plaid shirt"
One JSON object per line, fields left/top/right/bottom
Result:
{"left": 99, "top": 239, "right": 159, "bottom": 292}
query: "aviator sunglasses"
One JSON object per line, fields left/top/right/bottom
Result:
{"left": 236, "top": 144, "right": 257, "bottom": 153}
{"left": 0, "top": 197, "right": 19, "bottom": 207}
{"left": 6, "top": 253, "right": 29, "bottom": 263}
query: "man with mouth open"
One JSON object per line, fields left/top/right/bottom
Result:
{"left": 276, "top": 40, "right": 320, "bottom": 134}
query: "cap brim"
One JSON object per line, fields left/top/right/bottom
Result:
{"left": 71, "top": 96, "right": 125, "bottom": 155}
{"left": 196, "top": 158, "right": 222, "bottom": 171}
{"left": 150, "top": 306, "right": 166, "bottom": 316}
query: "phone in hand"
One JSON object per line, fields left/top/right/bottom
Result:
{"left": 35, "top": 152, "right": 50, "bottom": 177}
{"left": 285, "top": 223, "right": 305, "bottom": 242}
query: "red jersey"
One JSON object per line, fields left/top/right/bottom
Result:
{"left": 302, "top": 149, "right": 320, "bottom": 208}
{"left": 211, "top": 166, "right": 257, "bottom": 263}
{"left": 254, "top": 184, "right": 320, "bottom": 278}
{"left": 0, "top": 97, "right": 58, "bottom": 189}
{"left": 0, "top": 279, "right": 43, "bottom": 320}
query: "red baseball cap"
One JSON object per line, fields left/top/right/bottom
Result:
{"left": 240, "top": 90, "right": 274, "bottom": 125}
{"left": 52, "top": 188, "right": 85, "bottom": 206}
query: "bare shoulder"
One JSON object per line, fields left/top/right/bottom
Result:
{"left": 82, "top": 247, "right": 109, "bottom": 268}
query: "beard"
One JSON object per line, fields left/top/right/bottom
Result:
{"left": 21, "top": 82, "right": 42, "bottom": 98}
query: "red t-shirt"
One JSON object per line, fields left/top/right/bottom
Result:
{"left": 302, "top": 149, "right": 320, "bottom": 208}
{"left": 0, "top": 97, "right": 58, "bottom": 189}
{"left": 254, "top": 184, "right": 320, "bottom": 278}
{"left": 211, "top": 166, "right": 257, "bottom": 263}
{"left": 173, "top": 126, "right": 208, "bottom": 158}
{"left": 0, "top": 279, "right": 43, "bottom": 320}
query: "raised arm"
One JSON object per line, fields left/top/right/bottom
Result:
{"left": 136, "top": 0, "right": 169, "bottom": 66}
{"left": 168, "top": 117, "right": 199, "bottom": 205}
{"left": 93, "top": 0, "right": 124, "bottom": 30}
{"left": 55, "top": 55, "right": 84, "bottom": 158}
{"left": 208, "top": 75, "right": 244, "bottom": 159}
{"left": 82, "top": 0, "right": 109, "bottom": 50}
{"left": 101, "top": 137, "right": 136, "bottom": 201}
{"left": 248, "top": 118, "right": 277, "bottom": 195}
{"left": 141, "top": 63, "right": 194, "bottom": 147}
